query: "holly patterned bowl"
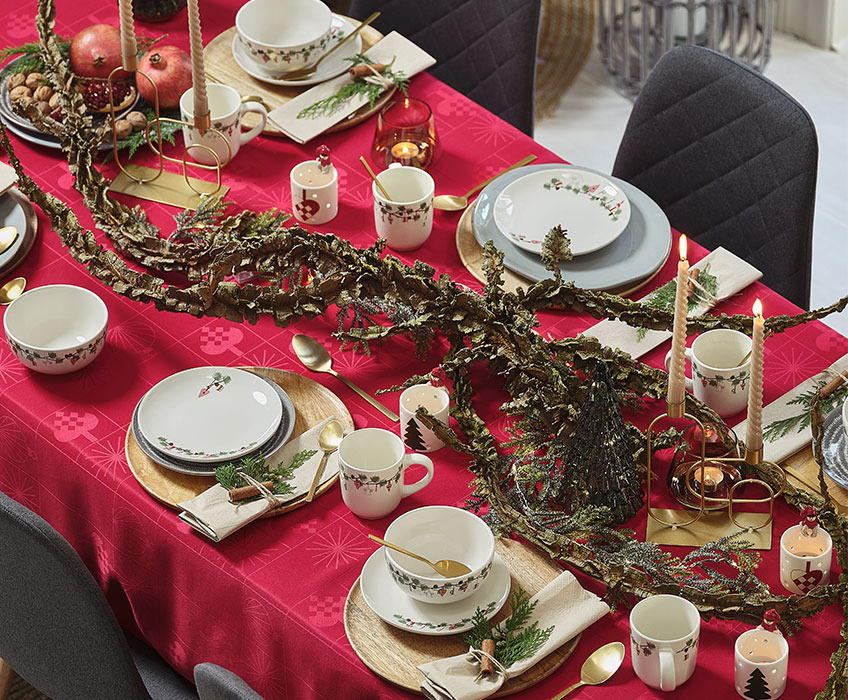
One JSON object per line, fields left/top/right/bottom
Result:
{"left": 3, "top": 284, "right": 108, "bottom": 375}
{"left": 383, "top": 506, "right": 495, "bottom": 605}
{"left": 235, "top": 0, "right": 332, "bottom": 76}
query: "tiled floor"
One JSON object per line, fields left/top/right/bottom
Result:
{"left": 535, "top": 31, "right": 848, "bottom": 336}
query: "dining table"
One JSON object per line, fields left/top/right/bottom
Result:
{"left": 0, "top": 1, "right": 846, "bottom": 699}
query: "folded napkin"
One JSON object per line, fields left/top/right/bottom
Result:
{"left": 733, "top": 353, "right": 848, "bottom": 464}
{"left": 418, "top": 570, "right": 610, "bottom": 700}
{"left": 178, "top": 417, "right": 340, "bottom": 541}
{"left": 581, "top": 247, "right": 761, "bottom": 359}
{"left": 0, "top": 160, "right": 18, "bottom": 195}
{"left": 267, "top": 31, "right": 436, "bottom": 143}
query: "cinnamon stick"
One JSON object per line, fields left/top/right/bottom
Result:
{"left": 480, "top": 638, "right": 496, "bottom": 677}
{"left": 820, "top": 372, "right": 848, "bottom": 399}
{"left": 686, "top": 267, "right": 700, "bottom": 295}
{"left": 228, "top": 481, "right": 273, "bottom": 502}
{"left": 349, "top": 63, "right": 386, "bottom": 78}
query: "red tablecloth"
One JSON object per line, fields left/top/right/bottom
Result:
{"left": 1, "top": 2, "right": 846, "bottom": 698}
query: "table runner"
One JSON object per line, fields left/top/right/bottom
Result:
{"left": 0, "top": 2, "right": 845, "bottom": 698}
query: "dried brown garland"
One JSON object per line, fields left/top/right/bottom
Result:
{"left": 6, "top": 1, "right": 848, "bottom": 694}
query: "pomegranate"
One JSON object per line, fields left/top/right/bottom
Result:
{"left": 136, "top": 45, "right": 191, "bottom": 109}
{"left": 70, "top": 24, "right": 128, "bottom": 80}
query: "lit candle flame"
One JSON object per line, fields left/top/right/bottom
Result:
{"left": 753, "top": 298, "right": 763, "bottom": 318}
{"left": 678, "top": 234, "right": 688, "bottom": 261}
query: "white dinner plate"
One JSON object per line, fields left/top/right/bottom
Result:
{"left": 137, "top": 367, "right": 284, "bottom": 464}
{"left": 231, "top": 14, "right": 363, "bottom": 87}
{"left": 359, "top": 550, "right": 510, "bottom": 636}
{"left": 472, "top": 164, "right": 671, "bottom": 291}
{"left": 493, "top": 168, "right": 631, "bottom": 256}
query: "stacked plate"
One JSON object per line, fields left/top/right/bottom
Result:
{"left": 131, "top": 367, "right": 295, "bottom": 476}
{"left": 472, "top": 164, "right": 672, "bottom": 292}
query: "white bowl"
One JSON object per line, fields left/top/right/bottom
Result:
{"left": 235, "top": 0, "right": 332, "bottom": 75}
{"left": 3, "top": 284, "right": 108, "bottom": 374}
{"left": 383, "top": 506, "right": 495, "bottom": 604}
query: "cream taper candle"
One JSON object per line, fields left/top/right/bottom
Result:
{"left": 187, "top": 0, "right": 209, "bottom": 121}
{"left": 667, "top": 234, "right": 690, "bottom": 407}
{"left": 747, "top": 298, "right": 765, "bottom": 452}
{"left": 118, "top": 0, "right": 138, "bottom": 71}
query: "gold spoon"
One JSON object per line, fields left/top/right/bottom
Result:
{"left": 305, "top": 419, "right": 344, "bottom": 502}
{"left": 0, "top": 226, "right": 18, "bottom": 255}
{"left": 282, "top": 11, "right": 381, "bottom": 82}
{"left": 0, "top": 276, "right": 26, "bottom": 305}
{"left": 368, "top": 534, "right": 472, "bottom": 577}
{"left": 291, "top": 334, "right": 399, "bottom": 422}
{"left": 548, "top": 641, "right": 625, "bottom": 699}
{"left": 359, "top": 155, "right": 392, "bottom": 201}
{"left": 433, "top": 155, "right": 538, "bottom": 211}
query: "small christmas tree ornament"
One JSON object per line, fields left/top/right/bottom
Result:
{"left": 779, "top": 506, "right": 832, "bottom": 595}
{"left": 290, "top": 144, "right": 338, "bottom": 226}
{"left": 556, "top": 360, "right": 643, "bottom": 525}
{"left": 734, "top": 609, "right": 788, "bottom": 699}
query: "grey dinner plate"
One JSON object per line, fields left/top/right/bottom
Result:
{"left": 0, "top": 189, "right": 33, "bottom": 270}
{"left": 822, "top": 405, "right": 848, "bottom": 490}
{"left": 472, "top": 163, "right": 671, "bottom": 290}
{"left": 131, "top": 373, "right": 295, "bottom": 476}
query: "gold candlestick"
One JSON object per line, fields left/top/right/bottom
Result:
{"left": 117, "top": 0, "right": 139, "bottom": 71}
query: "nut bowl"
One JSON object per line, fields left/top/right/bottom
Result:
{"left": 383, "top": 505, "right": 495, "bottom": 604}
{"left": 3, "top": 284, "right": 108, "bottom": 374}
{"left": 235, "top": 0, "right": 332, "bottom": 76}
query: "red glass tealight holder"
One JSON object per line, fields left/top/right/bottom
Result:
{"left": 371, "top": 97, "right": 438, "bottom": 170}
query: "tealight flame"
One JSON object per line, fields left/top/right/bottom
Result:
{"left": 753, "top": 298, "right": 763, "bottom": 317}
{"left": 678, "top": 234, "right": 688, "bottom": 261}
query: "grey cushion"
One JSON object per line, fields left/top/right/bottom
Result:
{"left": 194, "top": 663, "right": 265, "bottom": 700}
{"left": 612, "top": 45, "right": 817, "bottom": 309}
{"left": 348, "top": 0, "right": 541, "bottom": 135}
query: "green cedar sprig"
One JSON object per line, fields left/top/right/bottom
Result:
{"left": 763, "top": 381, "right": 848, "bottom": 442}
{"left": 463, "top": 588, "right": 553, "bottom": 670}
{"left": 635, "top": 263, "right": 719, "bottom": 341}
{"left": 215, "top": 449, "right": 316, "bottom": 499}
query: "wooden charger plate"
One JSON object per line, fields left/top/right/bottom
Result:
{"left": 125, "top": 367, "right": 354, "bottom": 516}
{"left": 203, "top": 21, "right": 393, "bottom": 136}
{"left": 455, "top": 202, "right": 667, "bottom": 298}
{"left": 345, "top": 538, "right": 581, "bottom": 696}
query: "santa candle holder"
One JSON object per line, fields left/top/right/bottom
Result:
{"left": 734, "top": 609, "right": 789, "bottom": 699}
{"left": 780, "top": 506, "right": 832, "bottom": 595}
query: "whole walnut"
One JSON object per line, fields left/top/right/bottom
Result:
{"left": 48, "top": 93, "right": 61, "bottom": 110}
{"left": 9, "top": 85, "right": 32, "bottom": 102}
{"left": 5, "top": 73, "right": 25, "bottom": 91}
{"left": 36, "top": 100, "right": 51, "bottom": 115}
{"left": 113, "top": 119, "right": 133, "bottom": 140}
{"left": 33, "top": 85, "right": 52, "bottom": 102}
{"left": 125, "top": 111, "right": 147, "bottom": 132}
{"left": 25, "top": 72, "right": 45, "bottom": 90}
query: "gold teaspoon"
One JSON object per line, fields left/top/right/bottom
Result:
{"left": 0, "top": 226, "right": 18, "bottom": 255}
{"left": 305, "top": 420, "right": 344, "bottom": 502}
{"left": 0, "top": 276, "right": 26, "bottom": 305}
{"left": 548, "top": 641, "right": 625, "bottom": 699}
{"left": 368, "top": 535, "right": 472, "bottom": 578}
{"left": 433, "top": 155, "right": 538, "bottom": 211}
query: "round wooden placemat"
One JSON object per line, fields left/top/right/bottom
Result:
{"left": 455, "top": 202, "right": 666, "bottom": 298}
{"left": 204, "top": 21, "right": 393, "bottom": 136}
{"left": 344, "top": 538, "right": 581, "bottom": 696}
{"left": 0, "top": 187, "right": 38, "bottom": 279}
{"left": 125, "top": 367, "right": 354, "bottom": 516}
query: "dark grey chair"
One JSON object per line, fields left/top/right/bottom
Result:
{"left": 195, "top": 664, "right": 264, "bottom": 700}
{"left": 0, "top": 490, "right": 263, "bottom": 700}
{"left": 612, "top": 45, "right": 818, "bottom": 309}
{"left": 348, "top": 0, "right": 542, "bottom": 135}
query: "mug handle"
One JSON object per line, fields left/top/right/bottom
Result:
{"left": 664, "top": 348, "right": 694, "bottom": 391}
{"left": 659, "top": 647, "right": 676, "bottom": 692}
{"left": 238, "top": 101, "right": 267, "bottom": 145}
{"left": 400, "top": 454, "right": 434, "bottom": 498}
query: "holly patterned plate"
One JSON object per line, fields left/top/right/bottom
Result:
{"left": 493, "top": 168, "right": 631, "bottom": 256}
{"left": 136, "top": 366, "right": 289, "bottom": 464}
{"left": 359, "top": 550, "right": 510, "bottom": 636}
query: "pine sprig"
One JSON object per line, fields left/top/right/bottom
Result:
{"left": 763, "top": 380, "right": 848, "bottom": 442}
{"left": 214, "top": 449, "right": 316, "bottom": 499}
{"left": 102, "top": 108, "right": 182, "bottom": 162}
{"left": 635, "top": 263, "right": 719, "bottom": 341}
{"left": 463, "top": 588, "right": 553, "bottom": 670}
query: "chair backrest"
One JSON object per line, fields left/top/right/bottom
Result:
{"left": 612, "top": 45, "right": 817, "bottom": 309}
{"left": 0, "top": 490, "right": 153, "bottom": 700}
{"left": 195, "top": 663, "right": 264, "bottom": 700}
{"left": 348, "top": 0, "right": 542, "bottom": 135}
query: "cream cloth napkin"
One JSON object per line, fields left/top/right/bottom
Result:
{"left": 733, "top": 353, "right": 848, "bottom": 463}
{"left": 267, "top": 31, "right": 436, "bottom": 143}
{"left": 417, "top": 570, "right": 610, "bottom": 700}
{"left": 0, "top": 160, "right": 18, "bottom": 195}
{"left": 178, "top": 417, "right": 340, "bottom": 541}
{"left": 581, "top": 247, "right": 761, "bottom": 359}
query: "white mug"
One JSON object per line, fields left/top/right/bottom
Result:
{"left": 399, "top": 384, "right": 449, "bottom": 453}
{"left": 780, "top": 523, "right": 832, "bottom": 595}
{"left": 734, "top": 628, "right": 789, "bottom": 699}
{"left": 630, "top": 594, "right": 700, "bottom": 691}
{"left": 338, "top": 428, "right": 434, "bottom": 519}
{"left": 290, "top": 160, "right": 338, "bottom": 225}
{"left": 664, "top": 328, "right": 752, "bottom": 417}
{"left": 372, "top": 163, "right": 434, "bottom": 251}
{"left": 180, "top": 84, "right": 267, "bottom": 166}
